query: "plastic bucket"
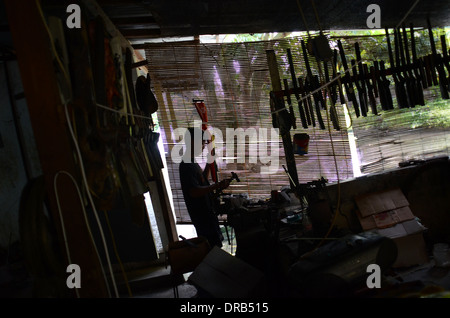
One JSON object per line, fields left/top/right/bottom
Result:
{"left": 293, "top": 133, "right": 310, "bottom": 155}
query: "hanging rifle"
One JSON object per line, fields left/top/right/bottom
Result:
{"left": 266, "top": 50, "right": 294, "bottom": 136}
{"left": 298, "top": 77, "right": 314, "bottom": 126}
{"left": 333, "top": 49, "right": 347, "bottom": 106}
{"left": 379, "top": 60, "right": 394, "bottom": 110}
{"left": 287, "top": 48, "right": 308, "bottom": 128}
{"left": 410, "top": 23, "right": 428, "bottom": 90}
{"left": 301, "top": 39, "right": 325, "bottom": 129}
{"left": 331, "top": 49, "right": 339, "bottom": 104}
{"left": 370, "top": 64, "right": 379, "bottom": 98}
{"left": 440, "top": 34, "right": 450, "bottom": 91}
{"left": 337, "top": 40, "right": 361, "bottom": 117}
{"left": 323, "top": 59, "right": 340, "bottom": 130}
{"left": 283, "top": 78, "right": 297, "bottom": 129}
{"left": 427, "top": 18, "right": 449, "bottom": 99}
{"left": 397, "top": 27, "right": 416, "bottom": 107}
{"left": 402, "top": 24, "right": 425, "bottom": 106}
{"left": 354, "top": 42, "right": 368, "bottom": 116}
{"left": 364, "top": 63, "right": 378, "bottom": 115}
{"left": 374, "top": 61, "right": 388, "bottom": 110}
{"left": 304, "top": 76, "right": 318, "bottom": 127}
{"left": 424, "top": 54, "right": 436, "bottom": 87}
{"left": 351, "top": 59, "right": 368, "bottom": 116}
{"left": 388, "top": 27, "right": 409, "bottom": 108}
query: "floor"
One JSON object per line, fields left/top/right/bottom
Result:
{"left": 120, "top": 234, "right": 450, "bottom": 299}
{"left": 120, "top": 224, "right": 237, "bottom": 299}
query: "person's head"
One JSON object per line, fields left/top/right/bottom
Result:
{"left": 184, "top": 127, "right": 211, "bottom": 159}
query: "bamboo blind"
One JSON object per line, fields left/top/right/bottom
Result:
{"left": 144, "top": 34, "right": 449, "bottom": 224}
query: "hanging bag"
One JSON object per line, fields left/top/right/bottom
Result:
{"left": 135, "top": 73, "right": 159, "bottom": 116}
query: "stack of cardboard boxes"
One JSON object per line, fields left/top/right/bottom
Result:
{"left": 355, "top": 188, "right": 429, "bottom": 268}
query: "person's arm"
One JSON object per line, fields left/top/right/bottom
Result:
{"left": 202, "top": 162, "right": 211, "bottom": 180}
{"left": 189, "top": 179, "right": 230, "bottom": 198}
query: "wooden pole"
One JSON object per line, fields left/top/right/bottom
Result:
{"left": 266, "top": 50, "right": 299, "bottom": 189}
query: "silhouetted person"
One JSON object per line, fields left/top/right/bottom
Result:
{"left": 179, "top": 127, "right": 230, "bottom": 248}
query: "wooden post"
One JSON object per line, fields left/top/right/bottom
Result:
{"left": 5, "top": 0, "right": 109, "bottom": 297}
{"left": 266, "top": 50, "right": 299, "bottom": 189}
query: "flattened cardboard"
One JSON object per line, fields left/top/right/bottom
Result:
{"left": 355, "top": 188, "right": 410, "bottom": 217}
{"left": 376, "top": 219, "right": 426, "bottom": 239}
{"left": 359, "top": 206, "right": 415, "bottom": 231}
{"left": 356, "top": 189, "right": 428, "bottom": 268}
{"left": 188, "top": 246, "right": 265, "bottom": 298}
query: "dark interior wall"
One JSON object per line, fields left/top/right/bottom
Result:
{"left": 1, "top": 0, "right": 159, "bottom": 282}
{"left": 323, "top": 157, "right": 450, "bottom": 245}
{"left": 0, "top": 56, "right": 42, "bottom": 252}
{"left": 85, "top": 196, "right": 159, "bottom": 268}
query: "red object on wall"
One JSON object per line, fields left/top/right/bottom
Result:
{"left": 194, "top": 100, "right": 208, "bottom": 131}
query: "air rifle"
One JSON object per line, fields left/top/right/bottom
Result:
{"left": 410, "top": 23, "right": 428, "bottom": 90}
{"left": 337, "top": 39, "right": 361, "bottom": 117}
{"left": 298, "top": 77, "right": 314, "bottom": 126}
{"left": 402, "top": 24, "right": 424, "bottom": 106}
{"left": 386, "top": 27, "right": 409, "bottom": 108}
{"left": 301, "top": 39, "right": 325, "bottom": 129}
{"left": 354, "top": 42, "right": 368, "bottom": 116}
{"left": 323, "top": 59, "right": 340, "bottom": 130}
{"left": 396, "top": 27, "right": 416, "bottom": 107}
{"left": 287, "top": 48, "right": 308, "bottom": 128}
{"left": 427, "top": 18, "right": 449, "bottom": 99}
{"left": 441, "top": 34, "right": 450, "bottom": 90}
{"left": 284, "top": 78, "right": 297, "bottom": 129}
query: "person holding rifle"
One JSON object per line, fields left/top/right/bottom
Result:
{"left": 179, "top": 127, "right": 231, "bottom": 248}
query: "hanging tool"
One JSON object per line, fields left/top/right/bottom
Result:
{"left": 333, "top": 49, "right": 347, "bottom": 107}
{"left": 440, "top": 34, "right": 450, "bottom": 93}
{"left": 353, "top": 42, "right": 368, "bottom": 116}
{"left": 323, "top": 59, "right": 340, "bottom": 130}
{"left": 301, "top": 39, "right": 325, "bottom": 129}
{"left": 266, "top": 50, "right": 299, "bottom": 190}
{"left": 410, "top": 23, "right": 428, "bottom": 90}
{"left": 423, "top": 53, "right": 436, "bottom": 87}
{"left": 363, "top": 63, "right": 378, "bottom": 115}
{"left": 402, "top": 24, "right": 425, "bottom": 106}
{"left": 351, "top": 59, "right": 367, "bottom": 116}
{"left": 298, "top": 77, "right": 314, "bottom": 126}
{"left": 380, "top": 60, "right": 394, "bottom": 110}
{"left": 287, "top": 48, "right": 308, "bottom": 128}
{"left": 193, "top": 99, "right": 219, "bottom": 183}
{"left": 337, "top": 40, "right": 361, "bottom": 117}
{"left": 393, "top": 27, "right": 410, "bottom": 108}
{"left": 396, "top": 27, "right": 416, "bottom": 107}
{"left": 283, "top": 78, "right": 297, "bottom": 129}
{"left": 386, "top": 27, "right": 408, "bottom": 108}
{"left": 373, "top": 61, "right": 387, "bottom": 110}
{"left": 427, "top": 18, "right": 449, "bottom": 99}
{"left": 370, "top": 63, "right": 379, "bottom": 99}
{"left": 331, "top": 49, "right": 339, "bottom": 104}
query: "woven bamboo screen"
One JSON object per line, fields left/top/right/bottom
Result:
{"left": 144, "top": 33, "right": 450, "bottom": 224}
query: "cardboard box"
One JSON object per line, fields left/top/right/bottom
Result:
{"left": 391, "top": 232, "right": 429, "bottom": 268}
{"left": 355, "top": 189, "right": 428, "bottom": 268}
{"left": 188, "top": 246, "right": 266, "bottom": 298}
{"left": 355, "top": 188, "right": 410, "bottom": 217}
{"left": 356, "top": 189, "right": 415, "bottom": 230}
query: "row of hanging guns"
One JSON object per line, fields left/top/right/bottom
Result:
{"left": 270, "top": 19, "right": 450, "bottom": 132}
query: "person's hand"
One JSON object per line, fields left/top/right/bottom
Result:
{"left": 218, "top": 178, "right": 231, "bottom": 190}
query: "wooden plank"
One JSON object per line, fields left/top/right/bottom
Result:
{"left": 266, "top": 50, "right": 299, "bottom": 189}
{"left": 5, "top": 0, "right": 110, "bottom": 297}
